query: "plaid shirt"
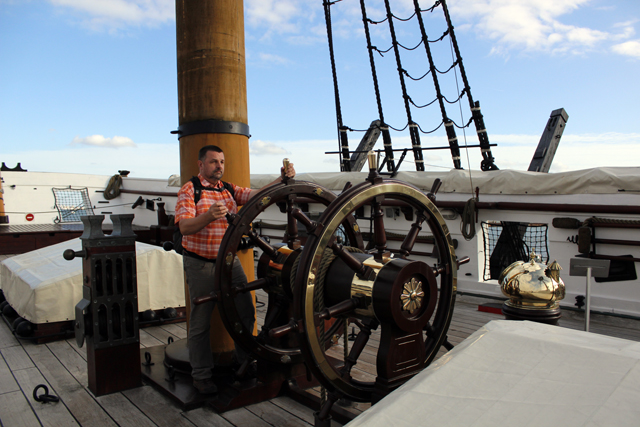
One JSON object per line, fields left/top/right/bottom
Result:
{"left": 175, "top": 174, "right": 252, "bottom": 259}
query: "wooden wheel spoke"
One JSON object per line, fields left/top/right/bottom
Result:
{"left": 316, "top": 298, "right": 360, "bottom": 322}
{"left": 433, "top": 263, "right": 449, "bottom": 277}
{"left": 192, "top": 292, "right": 218, "bottom": 305}
{"left": 400, "top": 213, "right": 427, "bottom": 258}
{"left": 371, "top": 197, "right": 387, "bottom": 258}
{"left": 329, "top": 241, "right": 375, "bottom": 280}
{"left": 269, "top": 318, "right": 301, "bottom": 339}
{"left": 340, "top": 318, "right": 378, "bottom": 380}
{"left": 232, "top": 277, "right": 269, "bottom": 295}
{"left": 258, "top": 294, "right": 289, "bottom": 342}
{"left": 291, "top": 207, "right": 317, "bottom": 232}
{"left": 285, "top": 196, "right": 300, "bottom": 248}
{"left": 425, "top": 323, "right": 454, "bottom": 351}
{"left": 247, "top": 229, "right": 279, "bottom": 259}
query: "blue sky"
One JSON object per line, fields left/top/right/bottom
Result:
{"left": 1, "top": 0, "right": 639, "bottom": 179}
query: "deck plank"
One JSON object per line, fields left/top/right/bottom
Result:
{"left": 144, "top": 325, "right": 184, "bottom": 345}
{"left": 95, "top": 393, "right": 158, "bottom": 427}
{"left": 244, "top": 400, "right": 314, "bottom": 427}
{"left": 181, "top": 406, "right": 235, "bottom": 427}
{"left": 0, "top": 353, "right": 20, "bottom": 394}
{"left": 0, "top": 320, "right": 20, "bottom": 349}
{"left": 139, "top": 328, "right": 166, "bottom": 348}
{"left": 160, "top": 323, "right": 188, "bottom": 340}
{"left": 270, "top": 396, "right": 344, "bottom": 427}
{"left": 65, "top": 337, "right": 87, "bottom": 362}
{"left": 219, "top": 407, "right": 272, "bottom": 427}
{"left": 13, "top": 366, "right": 80, "bottom": 427}
{"left": 45, "top": 340, "right": 89, "bottom": 388}
{"left": 0, "top": 390, "right": 41, "bottom": 427}
{"left": 22, "top": 341, "right": 118, "bottom": 427}
{"left": 122, "top": 385, "right": 195, "bottom": 427}
{"left": 2, "top": 344, "right": 35, "bottom": 371}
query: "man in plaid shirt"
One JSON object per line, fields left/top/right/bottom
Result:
{"left": 175, "top": 144, "right": 295, "bottom": 394}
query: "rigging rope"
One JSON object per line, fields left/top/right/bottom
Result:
{"left": 383, "top": 0, "right": 425, "bottom": 171}
{"left": 323, "top": 0, "right": 351, "bottom": 172}
{"left": 412, "top": 0, "right": 461, "bottom": 169}
{"left": 323, "top": 0, "right": 497, "bottom": 172}
{"left": 439, "top": 0, "right": 498, "bottom": 171}
{"left": 360, "top": 0, "right": 396, "bottom": 172}
{"left": 448, "top": 19, "right": 477, "bottom": 239}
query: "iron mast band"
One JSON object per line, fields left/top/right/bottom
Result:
{"left": 172, "top": 120, "right": 250, "bottom": 139}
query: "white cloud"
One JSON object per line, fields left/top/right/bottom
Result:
{"left": 612, "top": 40, "right": 640, "bottom": 58}
{"left": 448, "top": 0, "right": 635, "bottom": 55}
{"left": 250, "top": 140, "right": 290, "bottom": 156}
{"left": 258, "top": 53, "right": 292, "bottom": 65}
{"left": 49, "top": 0, "right": 174, "bottom": 31}
{"left": 245, "top": 0, "right": 313, "bottom": 36}
{"left": 71, "top": 135, "right": 136, "bottom": 148}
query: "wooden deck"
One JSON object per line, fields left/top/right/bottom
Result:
{"left": 2, "top": 263, "right": 640, "bottom": 426}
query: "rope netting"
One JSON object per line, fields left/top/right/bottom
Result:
{"left": 481, "top": 221, "right": 550, "bottom": 281}
{"left": 323, "top": 0, "right": 498, "bottom": 173}
{"left": 52, "top": 187, "right": 95, "bottom": 223}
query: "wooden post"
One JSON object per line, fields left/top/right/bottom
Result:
{"left": 175, "top": 0, "right": 254, "bottom": 360}
{"left": 71, "top": 214, "right": 141, "bottom": 396}
{"left": 0, "top": 171, "right": 8, "bottom": 224}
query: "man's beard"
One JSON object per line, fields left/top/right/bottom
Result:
{"left": 209, "top": 169, "right": 223, "bottom": 179}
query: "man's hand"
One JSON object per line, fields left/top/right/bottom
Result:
{"left": 281, "top": 162, "right": 296, "bottom": 180}
{"left": 208, "top": 201, "right": 228, "bottom": 220}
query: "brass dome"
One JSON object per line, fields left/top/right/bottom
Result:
{"left": 499, "top": 251, "right": 565, "bottom": 309}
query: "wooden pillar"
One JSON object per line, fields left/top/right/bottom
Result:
{"left": 176, "top": 0, "right": 254, "bottom": 359}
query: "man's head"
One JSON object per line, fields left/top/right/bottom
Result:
{"left": 198, "top": 145, "right": 225, "bottom": 184}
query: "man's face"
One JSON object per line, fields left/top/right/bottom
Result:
{"left": 198, "top": 150, "right": 225, "bottom": 183}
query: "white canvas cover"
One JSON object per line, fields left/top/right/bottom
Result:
{"left": 250, "top": 167, "right": 640, "bottom": 195}
{"left": 0, "top": 239, "right": 185, "bottom": 324}
{"left": 347, "top": 320, "right": 640, "bottom": 427}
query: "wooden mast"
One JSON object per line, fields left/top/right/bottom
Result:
{"left": 175, "top": 0, "right": 253, "bottom": 360}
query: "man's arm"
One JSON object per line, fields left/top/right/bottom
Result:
{"left": 179, "top": 202, "right": 228, "bottom": 235}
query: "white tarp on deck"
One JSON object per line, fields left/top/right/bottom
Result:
{"left": 0, "top": 239, "right": 185, "bottom": 324}
{"left": 347, "top": 320, "right": 640, "bottom": 427}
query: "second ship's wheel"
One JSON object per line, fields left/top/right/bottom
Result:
{"left": 292, "top": 175, "right": 459, "bottom": 404}
{"left": 213, "top": 178, "right": 363, "bottom": 365}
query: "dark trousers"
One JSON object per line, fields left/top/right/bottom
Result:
{"left": 183, "top": 255, "right": 255, "bottom": 380}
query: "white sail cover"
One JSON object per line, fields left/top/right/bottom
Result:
{"left": 347, "top": 320, "right": 640, "bottom": 427}
{"left": 0, "top": 239, "right": 185, "bottom": 324}
{"left": 251, "top": 167, "right": 640, "bottom": 195}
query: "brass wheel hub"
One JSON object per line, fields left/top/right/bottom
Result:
{"left": 400, "top": 277, "right": 424, "bottom": 314}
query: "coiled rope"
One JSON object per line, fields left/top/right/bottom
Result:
{"left": 103, "top": 174, "right": 123, "bottom": 200}
{"left": 460, "top": 197, "right": 476, "bottom": 240}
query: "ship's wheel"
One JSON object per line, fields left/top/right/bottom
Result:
{"left": 292, "top": 174, "right": 459, "bottom": 405}
{"left": 213, "top": 177, "right": 364, "bottom": 365}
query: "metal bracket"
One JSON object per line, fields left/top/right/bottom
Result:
{"left": 172, "top": 120, "right": 250, "bottom": 138}
{"left": 74, "top": 287, "right": 91, "bottom": 348}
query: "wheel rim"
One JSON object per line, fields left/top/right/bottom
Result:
{"left": 293, "top": 178, "right": 457, "bottom": 401}
{"left": 214, "top": 180, "right": 363, "bottom": 365}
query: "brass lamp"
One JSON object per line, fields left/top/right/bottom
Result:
{"left": 499, "top": 251, "right": 565, "bottom": 324}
